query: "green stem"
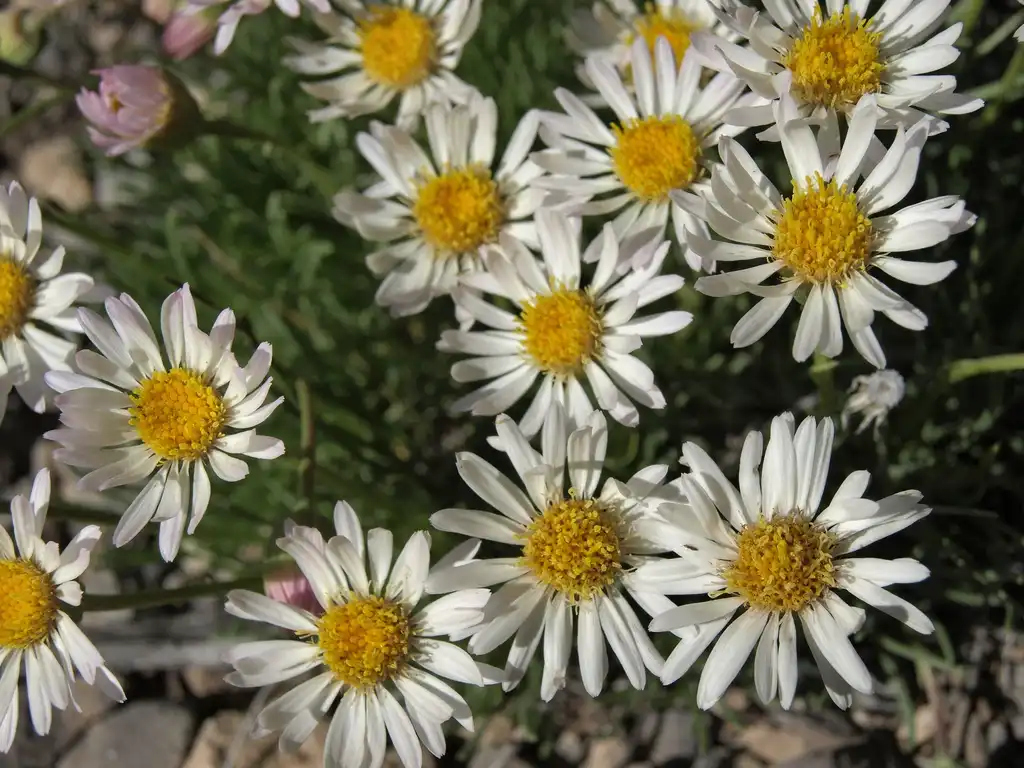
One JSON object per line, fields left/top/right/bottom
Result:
{"left": 46, "top": 501, "right": 120, "bottom": 526}
{"left": 296, "top": 378, "right": 318, "bottom": 526}
{"left": 947, "top": 353, "right": 1024, "bottom": 383}
{"left": 809, "top": 354, "right": 840, "bottom": 417}
{"left": 0, "top": 61, "right": 81, "bottom": 93}
{"left": 80, "top": 576, "right": 264, "bottom": 613}
{"left": 40, "top": 202, "right": 136, "bottom": 260}
{"left": 0, "top": 92, "right": 73, "bottom": 141}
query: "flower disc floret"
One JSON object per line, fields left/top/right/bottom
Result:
{"left": 627, "top": 3, "right": 698, "bottom": 62}
{"left": 773, "top": 174, "right": 873, "bottom": 284}
{"left": 722, "top": 515, "right": 836, "bottom": 613}
{"left": 0, "top": 258, "right": 34, "bottom": 340}
{"left": 315, "top": 596, "right": 412, "bottom": 689}
{"left": 781, "top": 9, "right": 884, "bottom": 109}
{"left": 0, "top": 558, "right": 59, "bottom": 649}
{"left": 611, "top": 115, "right": 701, "bottom": 202}
{"left": 413, "top": 166, "right": 505, "bottom": 254}
{"left": 521, "top": 496, "right": 622, "bottom": 602}
{"left": 129, "top": 367, "right": 227, "bottom": 462}
{"left": 358, "top": 6, "right": 437, "bottom": 89}
{"left": 518, "top": 288, "right": 603, "bottom": 376}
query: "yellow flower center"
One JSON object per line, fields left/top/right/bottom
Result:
{"left": 773, "top": 174, "right": 873, "bottom": 284}
{"left": 413, "top": 166, "right": 505, "bottom": 255}
{"left": 0, "top": 559, "right": 59, "bottom": 649}
{"left": 521, "top": 496, "right": 622, "bottom": 603}
{"left": 358, "top": 6, "right": 436, "bottom": 90}
{"left": 722, "top": 515, "right": 836, "bottom": 613}
{"left": 626, "top": 3, "right": 699, "bottom": 62}
{"left": 518, "top": 288, "right": 603, "bottom": 376}
{"left": 315, "top": 596, "right": 411, "bottom": 689}
{"left": 781, "top": 9, "right": 884, "bottom": 109}
{"left": 0, "top": 258, "right": 34, "bottom": 340}
{"left": 610, "top": 115, "right": 701, "bottom": 202}
{"left": 129, "top": 367, "right": 227, "bottom": 462}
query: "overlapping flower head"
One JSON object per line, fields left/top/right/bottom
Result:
{"left": 842, "top": 368, "right": 905, "bottom": 436}
{"left": 334, "top": 96, "right": 543, "bottom": 319}
{"left": 44, "top": 284, "right": 284, "bottom": 562}
{"left": 285, "top": 0, "right": 483, "bottom": 128}
{"left": 186, "top": 0, "right": 331, "bottom": 55}
{"left": 568, "top": 0, "right": 734, "bottom": 92}
{"left": 694, "top": 0, "right": 982, "bottom": 135}
{"left": 438, "top": 211, "right": 691, "bottom": 437}
{"left": 638, "top": 413, "right": 933, "bottom": 709}
{"left": 0, "top": 470, "right": 125, "bottom": 751}
{"left": 0, "top": 181, "right": 93, "bottom": 414}
{"left": 225, "top": 502, "right": 495, "bottom": 767}
{"left": 683, "top": 93, "right": 974, "bottom": 367}
{"left": 427, "top": 402, "right": 681, "bottom": 698}
{"left": 534, "top": 37, "right": 751, "bottom": 271}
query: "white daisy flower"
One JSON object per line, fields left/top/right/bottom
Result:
{"left": 0, "top": 180, "right": 93, "bottom": 413}
{"left": 426, "top": 403, "right": 683, "bottom": 699}
{"left": 842, "top": 368, "right": 904, "bottom": 436}
{"left": 533, "top": 38, "right": 752, "bottom": 272}
{"left": 1016, "top": 0, "right": 1024, "bottom": 44}
{"left": 639, "top": 412, "right": 934, "bottom": 710}
{"left": 0, "top": 469, "right": 125, "bottom": 752}
{"left": 284, "top": 0, "right": 482, "bottom": 129}
{"left": 567, "top": 0, "right": 733, "bottom": 88}
{"left": 685, "top": 93, "right": 974, "bottom": 368}
{"left": 186, "top": 0, "right": 331, "bottom": 56}
{"left": 225, "top": 502, "right": 495, "bottom": 768}
{"left": 438, "top": 211, "right": 691, "bottom": 438}
{"left": 42, "top": 284, "right": 285, "bottom": 563}
{"left": 334, "top": 97, "right": 544, "bottom": 319}
{"left": 692, "top": 0, "right": 983, "bottom": 133}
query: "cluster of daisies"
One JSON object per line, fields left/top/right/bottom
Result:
{"left": 1, "top": 0, "right": 1005, "bottom": 765}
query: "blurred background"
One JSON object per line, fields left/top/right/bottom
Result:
{"left": 1, "top": 0, "right": 1023, "bottom": 766}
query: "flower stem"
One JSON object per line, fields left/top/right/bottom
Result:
{"left": 947, "top": 353, "right": 1024, "bottom": 383}
{"left": 808, "top": 354, "right": 840, "bottom": 417}
{"left": 0, "top": 61, "right": 81, "bottom": 92}
{"left": 295, "top": 378, "right": 318, "bottom": 526}
{"left": 80, "top": 576, "right": 264, "bottom": 613}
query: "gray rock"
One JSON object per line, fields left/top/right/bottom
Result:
{"left": 650, "top": 709, "right": 696, "bottom": 764}
{"left": 554, "top": 729, "right": 586, "bottom": 764}
{"left": 779, "top": 751, "right": 837, "bottom": 768}
{"left": 57, "top": 701, "right": 193, "bottom": 768}
{"left": 583, "top": 737, "right": 631, "bottom": 768}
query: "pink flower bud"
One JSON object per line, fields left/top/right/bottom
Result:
{"left": 264, "top": 566, "right": 322, "bottom": 616}
{"left": 163, "top": 9, "right": 216, "bottom": 60}
{"left": 75, "top": 65, "right": 198, "bottom": 156}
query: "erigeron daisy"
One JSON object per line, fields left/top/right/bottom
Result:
{"left": 639, "top": 412, "right": 934, "bottom": 710}
{"left": 567, "top": 0, "right": 734, "bottom": 90}
{"left": 284, "top": 0, "right": 482, "bottom": 129}
{"left": 0, "top": 181, "right": 93, "bottom": 413}
{"left": 43, "top": 284, "right": 284, "bottom": 563}
{"left": 225, "top": 502, "right": 495, "bottom": 768}
{"left": 426, "top": 403, "right": 684, "bottom": 699}
{"left": 334, "top": 97, "right": 544, "bottom": 319}
{"left": 533, "top": 38, "right": 751, "bottom": 272}
{"left": 692, "top": 0, "right": 982, "bottom": 134}
{"left": 684, "top": 93, "right": 974, "bottom": 368}
{"left": 438, "top": 211, "right": 691, "bottom": 438}
{"left": 0, "top": 469, "right": 125, "bottom": 752}
{"left": 842, "top": 368, "right": 904, "bottom": 436}
{"left": 185, "top": 0, "right": 331, "bottom": 56}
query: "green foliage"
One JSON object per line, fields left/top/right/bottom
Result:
{"left": 32, "top": 0, "right": 1024, "bottom": 738}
